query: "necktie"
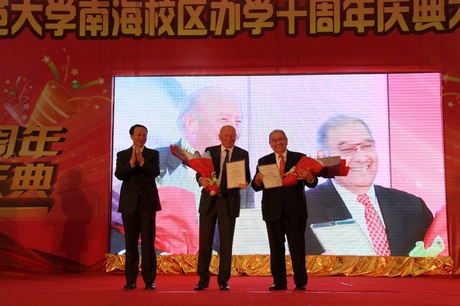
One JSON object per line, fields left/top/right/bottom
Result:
{"left": 220, "top": 149, "right": 230, "bottom": 193}
{"left": 357, "top": 195, "right": 391, "bottom": 256}
{"left": 279, "top": 154, "right": 285, "bottom": 177}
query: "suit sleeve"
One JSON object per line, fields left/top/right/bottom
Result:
{"left": 138, "top": 149, "right": 160, "bottom": 179}
{"left": 251, "top": 157, "right": 264, "bottom": 192}
{"left": 114, "top": 151, "right": 133, "bottom": 181}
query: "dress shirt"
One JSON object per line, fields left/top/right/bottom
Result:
{"left": 332, "top": 180, "right": 386, "bottom": 255}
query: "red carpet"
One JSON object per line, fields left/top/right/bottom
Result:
{"left": 1, "top": 272, "right": 458, "bottom": 306}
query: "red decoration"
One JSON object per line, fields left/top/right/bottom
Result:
{"left": 170, "top": 144, "right": 218, "bottom": 196}
{"left": 282, "top": 156, "right": 350, "bottom": 186}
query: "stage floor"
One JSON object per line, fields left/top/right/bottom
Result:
{"left": 1, "top": 272, "right": 458, "bottom": 306}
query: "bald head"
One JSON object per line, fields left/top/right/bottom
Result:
{"left": 179, "top": 86, "right": 243, "bottom": 154}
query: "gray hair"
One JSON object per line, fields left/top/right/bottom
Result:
{"left": 317, "top": 115, "right": 373, "bottom": 150}
{"left": 269, "top": 129, "right": 287, "bottom": 140}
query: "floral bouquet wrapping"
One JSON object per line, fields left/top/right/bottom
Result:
{"left": 316, "top": 156, "right": 350, "bottom": 178}
{"left": 282, "top": 156, "right": 350, "bottom": 186}
{"left": 169, "top": 144, "right": 218, "bottom": 196}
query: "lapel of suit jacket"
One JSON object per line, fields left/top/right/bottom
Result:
{"left": 267, "top": 152, "right": 276, "bottom": 165}
{"left": 208, "top": 146, "right": 221, "bottom": 173}
{"left": 230, "top": 146, "right": 242, "bottom": 162}
{"left": 142, "top": 147, "right": 151, "bottom": 159}
{"left": 374, "top": 185, "right": 402, "bottom": 252}
{"left": 125, "top": 147, "right": 134, "bottom": 160}
{"left": 323, "top": 179, "right": 353, "bottom": 220}
{"left": 284, "top": 150, "right": 297, "bottom": 173}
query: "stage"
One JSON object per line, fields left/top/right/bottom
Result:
{"left": 1, "top": 272, "right": 458, "bottom": 306}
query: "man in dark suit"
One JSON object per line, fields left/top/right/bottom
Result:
{"left": 110, "top": 77, "right": 185, "bottom": 255}
{"left": 194, "top": 125, "right": 251, "bottom": 291}
{"left": 305, "top": 115, "right": 433, "bottom": 256}
{"left": 114, "top": 124, "right": 161, "bottom": 290}
{"left": 251, "top": 130, "right": 318, "bottom": 291}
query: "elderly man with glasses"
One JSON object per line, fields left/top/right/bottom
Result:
{"left": 305, "top": 115, "right": 433, "bottom": 257}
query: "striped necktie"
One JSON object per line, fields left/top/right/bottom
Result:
{"left": 357, "top": 194, "right": 391, "bottom": 256}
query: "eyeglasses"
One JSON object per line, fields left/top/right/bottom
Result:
{"left": 270, "top": 137, "right": 286, "bottom": 143}
{"left": 336, "top": 141, "right": 375, "bottom": 155}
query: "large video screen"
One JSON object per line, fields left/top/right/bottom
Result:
{"left": 111, "top": 73, "right": 447, "bottom": 257}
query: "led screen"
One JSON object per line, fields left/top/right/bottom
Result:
{"left": 111, "top": 73, "right": 447, "bottom": 257}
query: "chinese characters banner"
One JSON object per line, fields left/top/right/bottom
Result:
{"left": 2, "top": 0, "right": 460, "bottom": 39}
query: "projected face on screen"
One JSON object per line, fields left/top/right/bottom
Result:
{"left": 179, "top": 86, "right": 243, "bottom": 156}
{"left": 317, "top": 116, "right": 379, "bottom": 195}
{"left": 111, "top": 73, "right": 448, "bottom": 257}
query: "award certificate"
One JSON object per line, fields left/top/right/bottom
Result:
{"left": 310, "top": 219, "right": 375, "bottom": 255}
{"left": 258, "top": 164, "right": 283, "bottom": 189}
{"left": 226, "top": 160, "right": 247, "bottom": 189}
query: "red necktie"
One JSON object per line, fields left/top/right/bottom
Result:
{"left": 279, "top": 154, "right": 285, "bottom": 177}
{"left": 357, "top": 194, "right": 391, "bottom": 256}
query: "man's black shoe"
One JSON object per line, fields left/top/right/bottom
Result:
{"left": 219, "top": 281, "right": 230, "bottom": 291}
{"left": 145, "top": 283, "right": 156, "bottom": 290}
{"left": 194, "top": 282, "right": 208, "bottom": 291}
{"left": 123, "top": 283, "right": 136, "bottom": 290}
{"left": 268, "top": 284, "right": 287, "bottom": 290}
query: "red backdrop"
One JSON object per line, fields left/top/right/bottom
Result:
{"left": 0, "top": 1, "right": 459, "bottom": 273}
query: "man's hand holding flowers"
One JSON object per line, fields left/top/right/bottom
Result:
{"left": 297, "top": 168, "right": 315, "bottom": 183}
{"left": 197, "top": 175, "right": 219, "bottom": 196}
{"left": 170, "top": 144, "right": 219, "bottom": 196}
{"left": 282, "top": 155, "right": 350, "bottom": 186}
{"left": 282, "top": 156, "right": 323, "bottom": 186}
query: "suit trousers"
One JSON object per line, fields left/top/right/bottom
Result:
{"left": 196, "top": 195, "right": 236, "bottom": 284}
{"left": 265, "top": 218, "right": 308, "bottom": 287}
{"left": 122, "top": 198, "right": 157, "bottom": 285}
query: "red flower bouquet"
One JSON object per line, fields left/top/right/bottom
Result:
{"left": 282, "top": 156, "right": 350, "bottom": 186}
{"left": 316, "top": 156, "right": 350, "bottom": 178}
{"left": 169, "top": 144, "right": 218, "bottom": 196}
{"left": 282, "top": 156, "right": 324, "bottom": 186}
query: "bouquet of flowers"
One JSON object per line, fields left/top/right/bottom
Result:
{"left": 169, "top": 144, "right": 218, "bottom": 196}
{"left": 316, "top": 156, "right": 350, "bottom": 178}
{"left": 282, "top": 156, "right": 350, "bottom": 186}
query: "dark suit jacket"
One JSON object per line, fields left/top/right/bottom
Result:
{"left": 115, "top": 146, "right": 161, "bottom": 214}
{"left": 156, "top": 139, "right": 255, "bottom": 209}
{"left": 251, "top": 151, "right": 318, "bottom": 221}
{"left": 196, "top": 145, "right": 251, "bottom": 218}
{"left": 305, "top": 179, "right": 434, "bottom": 256}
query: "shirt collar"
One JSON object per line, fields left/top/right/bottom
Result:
{"left": 332, "top": 180, "right": 376, "bottom": 201}
{"left": 221, "top": 145, "right": 234, "bottom": 155}
{"left": 277, "top": 150, "right": 287, "bottom": 159}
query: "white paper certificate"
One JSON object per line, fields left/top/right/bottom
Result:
{"left": 226, "top": 160, "right": 247, "bottom": 189}
{"left": 258, "top": 164, "right": 283, "bottom": 189}
{"left": 310, "top": 219, "right": 375, "bottom": 255}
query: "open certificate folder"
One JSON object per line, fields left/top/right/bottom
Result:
{"left": 310, "top": 219, "right": 375, "bottom": 255}
{"left": 258, "top": 164, "right": 283, "bottom": 189}
{"left": 225, "top": 160, "right": 247, "bottom": 189}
